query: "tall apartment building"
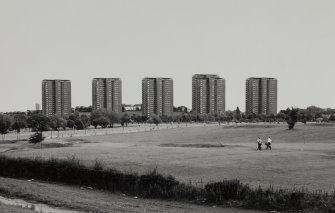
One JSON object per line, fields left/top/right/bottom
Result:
{"left": 142, "top": 78, "right": 173, "bottom": 117}
{"left": 42, "top": 80, "right": 71, "bottom": 117}
{"left": 192, "top": 74, "right": 226, "bottom": 115}
{"left": 92, "top": 78, "right": 122, "bottom": 113}
{"left": 245, "top": 78, "right": 277, "bottom": 115}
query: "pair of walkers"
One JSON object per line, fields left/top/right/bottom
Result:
{"left": 257, "top": 136, "right": 272, "bottom": 150}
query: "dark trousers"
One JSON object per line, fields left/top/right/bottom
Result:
{"left": 266, "top": 144, "right": 271, "bottom": 150}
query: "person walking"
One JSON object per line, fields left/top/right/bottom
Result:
{"left": 266, "top": 136, "right": 272, "bottom": 150}
{"left": 257, "top": 137, "right": 262, "bottom": 150}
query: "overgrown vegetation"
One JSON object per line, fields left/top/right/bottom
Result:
{"left": 0, "top": 155, "right": 334, "bottom": 212}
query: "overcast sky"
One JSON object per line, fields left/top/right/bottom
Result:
{"left": 1, "top": 0, "right": 335, "bottom": 112}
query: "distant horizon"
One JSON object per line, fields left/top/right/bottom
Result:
{"left": 1, "top": 1, "right": 335, "bottom": 112}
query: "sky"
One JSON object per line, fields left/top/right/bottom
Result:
{"left": 1, "top": 0, "right": 335, "bottom": 112}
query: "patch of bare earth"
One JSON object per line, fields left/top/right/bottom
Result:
{"left": 0, "top": 203, "right": 35, "bottom": 213}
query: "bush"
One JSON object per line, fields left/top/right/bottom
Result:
{"left": 0, "top": 156, "right": 334, "bottom": 212}
{"left": 28, "top": 132, "right": 45, "bottom": 143}
{"left": 139, "top": 169, "right": 179, "bottom": 198}
{"left": 205, "top": 180, "right": 251, "bottom": 202}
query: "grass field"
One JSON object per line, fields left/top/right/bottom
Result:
{"left": 2, "top": 122, "right": 335, "bottom": 192}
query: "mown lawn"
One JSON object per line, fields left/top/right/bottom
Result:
{"left": 3, "top": 122, "right": 335, "bottom": 192}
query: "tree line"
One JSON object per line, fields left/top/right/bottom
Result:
{"left": 1, "top": 105, "right": 334, "bottom": 142}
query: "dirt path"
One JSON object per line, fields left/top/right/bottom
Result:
{"left": 0, "top": 203, "right": 35, "bottom": 213}
{"left": 0, "top": 177, "right": 262, "bottom": 213}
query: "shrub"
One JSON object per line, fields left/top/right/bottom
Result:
{"left": 205, "top": 180, "right": 251, "bottom": 202}
{"left": 28, "top": 132, "right": 45, "bottom": 143}
{"left": 139, "top": 169, "right": 179, "bottom": 198}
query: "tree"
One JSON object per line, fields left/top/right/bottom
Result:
{"left": 12, "top": 121, "right": 26, "bottom": 133}
{"left": 58, "top": 117, "right": 67, "bottom": 130}
{"left": 80, "top": 115, "right": 91, "bottom": 134}
{"left": 198, "top": 114, "right": 208, "bottom": 122}
{"left": 75, "top": 106, "right": 92, "bottom": 113}
{"left": 276, "top": 112, "right": 286, "bottom": 122}
{"left": 133, "top": 115, "right": 143, "bottom": 124}
{"left": 90, "top": 110, "right": 110, "bottom": 128}
{"left": 48, "top": 116, "right": 58, "bottom": 138}
{"left": 121, "top": 113, "right": 130, "bottom": 127}
{"left": 216, "top": 113, "right": 225, "bottom": 125}
{"left": 149, "top": 115, "right": 162, "bottom": 126}
{"left": 47, "top": 116, "right": 67, "bottom": 138}
{"left": 224, "top": 111, "right": 234, "bottom": 124}
{"left": 207, "top": 114, "right": 215, "bottom": 122}
{"left": 329, "top": 114, "right": 335, "bottom": 122}
{"left": 234, "top": 107, "right": 242, "bottom": 122}
{"left": 96, "top": 117, "right": 109, "bottom": 128}
{"left": 12, "top": 114, "right": 27, "bottom": 139}
{"left": 80, "top": 115, "right": 91, "bottom": 128}
{"left": 106, "top": 110, "right": 120, "bottom": 128}
{"left": 90, "top": 110, "right": 104, "bottom": 122}
{"left": 12, "top": 114, "right": 27, "bottom": 133}
{"left": 305, "top": 106, "right": 323, "bottom": 121}
{"left": 286, "top": 108, "right": 299, "bottom": 130}
{"left": 298, "top": 111, "right": 307, "bottom": 124}
{"left": 172, "top": 114, "right": 182, "bottom": 123}
{"left": 181, "top": 113, "right": 191, "bottom": 123}
{"left": 67, "top": 120, "right": 76, "bottom": 129}
{"left": 26, "top": 113, "right": 50, "bottom": 143}
{"left": 91, "top": 119, "right": 99, "bottom": 129}
{"left": 27, "top": 113, "right": 50, "bottom": 133}
{"left": 68, "top": 112, "right": 79, "bottom": 121}
{"left": 75, "top": 119, "right": 84, "bottom": 130}
{"left": 257, "top": 114, "right": 266, "bottom": 122}
{"left": 0, "top": 114, "right": 12, "bottom": 141}
{"left": 266, "top": 114, "right": 276, "bottom": 123}
{"left": 141, "top": 115, "right": 149, "bottom": 123}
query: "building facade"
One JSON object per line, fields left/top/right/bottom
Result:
{"left": 142, "top": 78, "right": 173, "bottom": 117}
{"left": 92, "top": 78, "right": 122, "bottom": 113}
{"left": 192, "top": 74, "right": 225, "bottom": 115}
{"left": 123, "top": 104, "right": 142, "bottom": 111}
{"left": 42, "top": 80, "right": 71, "bottom": 117}
{"left": 245, "top": 77, "right": 277, "bottom": 115}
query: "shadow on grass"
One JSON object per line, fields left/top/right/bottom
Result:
{"left": 0, "top": 139, "right": 28, "bottom": 144}
{"left": 161, "top": 143, "right": 244, "bottom": 148}
{"left": 29, "top": 143, "right": 73, "bottom": 149}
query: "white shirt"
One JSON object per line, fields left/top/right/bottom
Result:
{"left": 267, "top": 138, "right": 272, "bottom": 144}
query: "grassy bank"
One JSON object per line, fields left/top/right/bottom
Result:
{"left": 0, "top": 155, "right": 334, "bottom": 212}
